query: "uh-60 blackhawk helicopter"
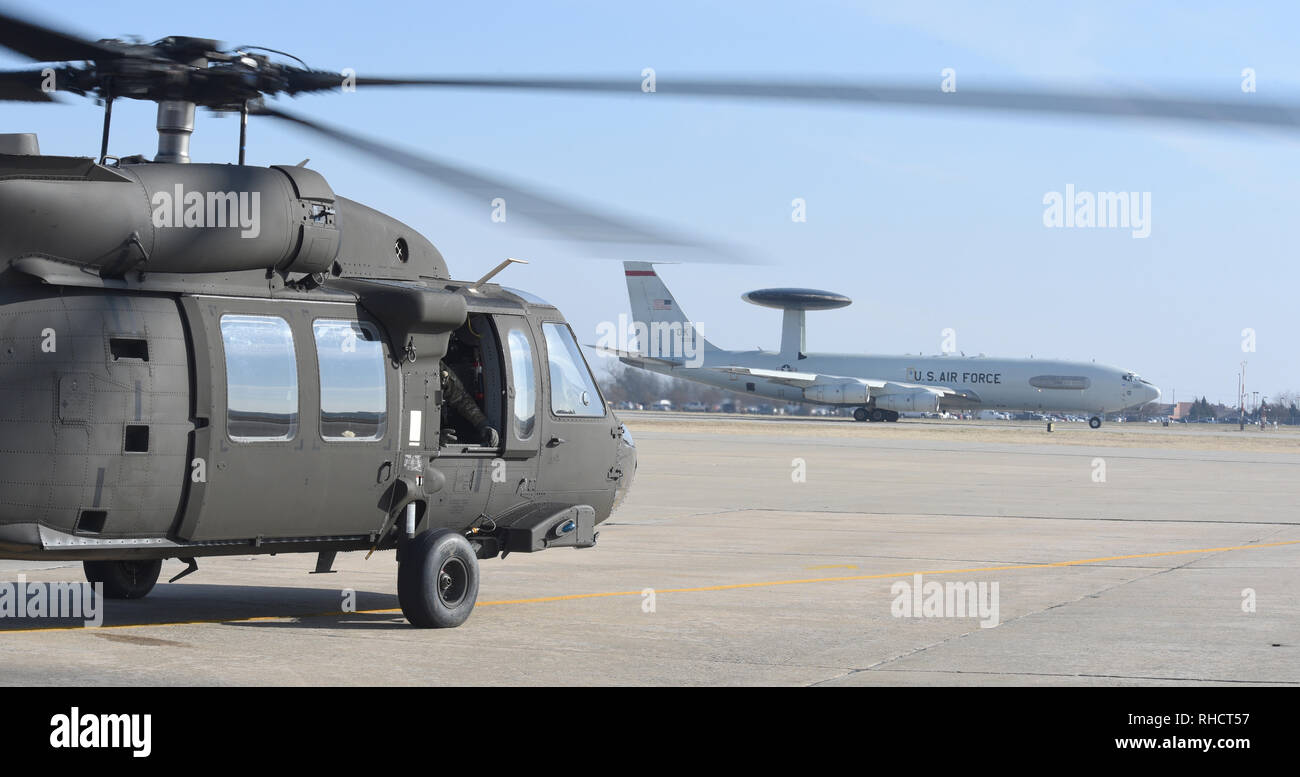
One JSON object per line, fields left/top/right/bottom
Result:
{"left": 0, "top": 10, "right": 1294, "bottom": 627}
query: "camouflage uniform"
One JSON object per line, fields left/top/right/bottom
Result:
{"left": 441, "top": 363, "right": 499, "bottom": 446}
{"left": 441, "top": 364, "right": 486, "bottom": 428}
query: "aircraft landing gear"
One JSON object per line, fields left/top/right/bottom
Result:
{"left": 83, "top": 559, "right": 162, "bottom": 599}
{"left": 853, "top": 407, "right": 900, "bottom": 423}
{"left": 1089, "top": 416, "right": 1102, "bottom": 429}
{"left": 398, "top": 528, "right": 480, "bottom": 628}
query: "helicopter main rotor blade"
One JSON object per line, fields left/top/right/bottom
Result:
{"left": 0, "top": 9, "right": 122, "bottom": 62}
{"left": 254, "top": 104, "right": 746, "bottom": 262}
{"left": 329, "top": 76, "right": 1300, "bottom": 132}
{"left": 0, "top": 69, "right": 57, "bottom": 102}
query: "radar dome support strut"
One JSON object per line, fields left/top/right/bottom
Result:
{"left": 741, "top": 288, "right": 852, "bottom": 360}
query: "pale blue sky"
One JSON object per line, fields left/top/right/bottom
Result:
{"left": 4, "top": 1, "right": 1297, "bottom": 404}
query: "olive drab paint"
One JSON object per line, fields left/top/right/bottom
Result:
{"left": 0, "top": 145, "right": 636, "bottom": 629}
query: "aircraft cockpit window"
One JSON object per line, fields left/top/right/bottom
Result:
{"left": 543, "top": 322, "right": 606, "bottom": 418}
{"left": 313, "top": 319, "right": 388, "bottom": 441}
{"left": 220, "top": 315, "right": 299, "bottom": 442}
{"left": 507, "top": 329, "right": 537, "bottom": 439}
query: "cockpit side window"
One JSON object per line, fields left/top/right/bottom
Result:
{"left": 507, "top": 328, "right": 537, "bottom": 439}
{"left": 542, "top": 322, "right": 606, "bottom": 418}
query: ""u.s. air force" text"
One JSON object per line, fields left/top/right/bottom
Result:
{"left": 907, "top": 369, "right": 1001, "bottom": 385}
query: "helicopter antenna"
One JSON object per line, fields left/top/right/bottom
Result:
{"left": 469, "top": 258, "right": 528, "bottom": 292}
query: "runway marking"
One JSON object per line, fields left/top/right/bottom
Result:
{"left": 476, "top": 538, "right": 1300, "bottom": 604}
{"left": 2, "top": 538, "right": 1297, "bottom": 633}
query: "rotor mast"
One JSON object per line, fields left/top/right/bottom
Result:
{"left": 155, "top": 100, "right": 197, "bottom": 163}
{"left": 153, "top": 48, "right": 207, "bottom": 164}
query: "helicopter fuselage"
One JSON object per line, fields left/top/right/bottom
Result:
{"left": 0, "top": 151, "right": 635, "bottom": 568}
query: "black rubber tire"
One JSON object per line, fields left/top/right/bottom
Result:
{"left": 83, "top": 559, "right": 162, "bottom": 600}
{"left": 1089, "top": 416, "right": 1102, "bottom": 429}
{"left": 853, "top": 407, "right": 868, "bottom": 422}
{"left": 870, "top": 408, "right": 886, "bottom": 423}
{"left": 398, "top": 529, "right": 480, "bottom": 628}
{"left": 885, "top": 411, "right": 899, "bottom": 422}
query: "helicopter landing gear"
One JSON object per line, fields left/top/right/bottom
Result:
{"left": 853, "top": 407, "right": 868, "bottom": 422}
{"left": 83, "top": 559, "right": 162, "bottom": 599}
{"left": 1089, "top": 416, "right": 1102, "bottom": 429}
{"left": 398, "top": 528, "right": 480, "bottom": 628}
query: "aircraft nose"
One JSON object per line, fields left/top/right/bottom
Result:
{"left": 1147, "top": 384, "right": 1161, "bottom": 403}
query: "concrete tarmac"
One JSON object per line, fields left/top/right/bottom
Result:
{"left": 2, "top": 415, "right": 1297, "bottom": 685}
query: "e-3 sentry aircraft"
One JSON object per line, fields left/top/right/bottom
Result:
{"left": 601, "top": 262, "right": 1160, "bottom": 428}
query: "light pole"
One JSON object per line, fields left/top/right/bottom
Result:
{"left": 1239, "top": 361, "right": 1246, "bottom": 431}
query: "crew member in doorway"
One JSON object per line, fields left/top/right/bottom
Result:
{"left": 440, "top": 363, "right": 500, "bottom": 447}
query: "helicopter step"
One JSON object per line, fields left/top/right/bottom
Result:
{"left": 311, "top": 551, "right": 338, "bottom": 574}
{"left": 494, "top": 503, "right": 598, "bottom": 555}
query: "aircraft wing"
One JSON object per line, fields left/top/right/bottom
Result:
{"left": 715, "top": 366, "right": 978, "bottom": 400}
{"left": 876, "top": 380, "right": 979, "bottom": 399}
{"left": 716, "top": 365, "right": 885, "bottom": 388}
{"left": 587, "top": 344, "right": 685, "bottom": 370}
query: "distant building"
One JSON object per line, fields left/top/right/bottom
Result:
{"left": 1172, "top": 401, "right": 1195, "bottom": 420}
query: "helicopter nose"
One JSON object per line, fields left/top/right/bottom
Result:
{"left": 610, "top": 420, "right": 637, "bottom": 513}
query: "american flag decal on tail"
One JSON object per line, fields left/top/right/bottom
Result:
{"left": 652, "top": 299, "right": 672, "bottom": 310}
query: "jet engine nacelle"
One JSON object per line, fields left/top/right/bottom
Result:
{"left": 873, "top": 389, "right": 941, "bottom": 413}
{"left": 803, "top": 382, "right": 869, "bottom": 405}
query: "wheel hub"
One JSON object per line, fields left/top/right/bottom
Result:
{"left": 437, "top": 558, "right": 468, "bottom": 607}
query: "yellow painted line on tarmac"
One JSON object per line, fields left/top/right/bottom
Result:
{"left": 2, "top": 538, "right": 1297, "bottom": 634}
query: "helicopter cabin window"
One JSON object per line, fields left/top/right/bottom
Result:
{"left": 507, "top": 328, "right": 536, "bottom": 439}
{"left": 313, "top": 319, "right": 388, "bottom": 441}
{"left": 542, "top": 322, "right": 605, "bottom": 418}
{"left": 440, "top": 314, "right": 505, "bottom": 448}
{"left": 220, "top": 315, "right": 299, "bottom": 442}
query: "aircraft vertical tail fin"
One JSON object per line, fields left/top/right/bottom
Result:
{"left": 623, "top": 261, "right": 721, "bottom": 362}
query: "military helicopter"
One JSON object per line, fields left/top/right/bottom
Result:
{"left": 1, "top": 10, "right": 1293, "bottom": 627}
